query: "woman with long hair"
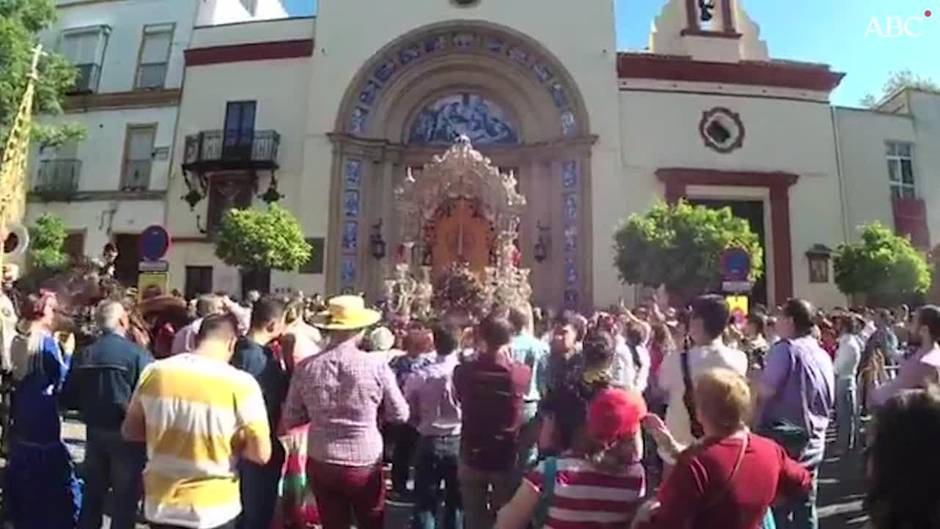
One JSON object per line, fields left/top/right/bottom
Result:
{"left": 495, "top": 386, "right": 648, "bottom": 529}
{"left": 4, "top": 291, "right": 82, "bottom": 529}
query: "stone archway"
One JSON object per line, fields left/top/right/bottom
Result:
{"left": 327, "top": 21, "right": 595, "bottom": 309}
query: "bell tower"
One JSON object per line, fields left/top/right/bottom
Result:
{"left": 649, "top": 0, "right": 769, "bottom": 62}
{"left": 683, "top": 0, "right": 738, "bottom": 36}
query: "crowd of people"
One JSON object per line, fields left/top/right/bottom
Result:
{"left": 1, "top": 263, "right": 940, "bottom": 529}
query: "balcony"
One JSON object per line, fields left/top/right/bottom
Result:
{"left": 68, "top": 63, "right": 101, "bottom": 94}
{"left": 182, "top": 130, "right": 280, "bottom": 173}
{"left": 121, "top": 160, "right": 152, "bottom": 191}
{"left": 34, "top": 159, "right": 81, "bottom": 200}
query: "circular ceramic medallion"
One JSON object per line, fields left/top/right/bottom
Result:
{"left": 699, "top": 107, "right": 745, "bottom": 153}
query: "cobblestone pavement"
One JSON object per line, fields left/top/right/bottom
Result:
{"left": 0, "top": 419, "right": 865, "bottom": 529}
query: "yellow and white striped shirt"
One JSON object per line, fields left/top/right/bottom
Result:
{"left": 137, "top": 353, "right": 269, "bottom": 529}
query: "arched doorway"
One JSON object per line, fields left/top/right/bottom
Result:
{"left": 327, "top": 21, "right": 595, "bottom": 309}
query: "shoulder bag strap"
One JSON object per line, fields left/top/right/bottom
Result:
{"left": 681, "top": 351, "right": 704, "bottom": 439}
{"left": 704, "top": 433, "right": 749, "bottom": 510}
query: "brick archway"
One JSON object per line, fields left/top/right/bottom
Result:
{"left": 657, "top": 168, "right": 799, "bottom": 304}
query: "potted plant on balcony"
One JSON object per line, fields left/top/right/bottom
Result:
{"left": 214, "top": 204, "right": 311, "bottom": 297}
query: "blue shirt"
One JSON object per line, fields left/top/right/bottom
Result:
{"left": 62, "top": 331, "right": 152, "bottom": 431}
{"left": 232, "top": 336, "right": 288, "bottom": 432}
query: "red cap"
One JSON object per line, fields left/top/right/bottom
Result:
{"left": 587, "top": 388, "right": 648, "bottom": 444}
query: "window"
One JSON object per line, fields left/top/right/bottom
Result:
{"left": 136, "top": 24, "right": 173, "bottom": 90}
{"left": 185, "top": 266, "right": 214, "bottom": 300}
{"left": 64, "top": 232, "right": 86, "bottom": 261}
{"left": 59, "top": 26, "right": 110, "bottom": 93}
{"left": 122, "top": 125, "right": 156, "bottom": 191}
{"left": 223, "top": 101, "right": 257, "bottom": 161}
{"left": 300, "top": 238, "right": 326, "bottom": 274}
{"left": 886, "top": 141, "right": 916, "bottom": 199}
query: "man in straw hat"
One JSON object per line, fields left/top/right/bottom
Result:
{"left": 283, "top": 295, "right": 410, "bottom": 529}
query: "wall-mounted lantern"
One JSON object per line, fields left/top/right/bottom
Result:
{"left": 806, "top": 244, "right": 833, "bottom": 284}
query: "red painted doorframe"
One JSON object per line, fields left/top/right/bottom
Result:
{"left": 656, "top": 168, "right": 799, "bottom": 303}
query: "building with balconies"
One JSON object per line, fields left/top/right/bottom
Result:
{"left": 25, "top": 0, "right": 286, "bottom": 286}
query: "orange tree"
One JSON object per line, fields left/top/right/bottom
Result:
{"left": 613, "top": 201, "right": 763, "bottom": 302}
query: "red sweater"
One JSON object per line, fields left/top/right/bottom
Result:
{"left": 646, "top": 434, "right": 811, "bottom": 529}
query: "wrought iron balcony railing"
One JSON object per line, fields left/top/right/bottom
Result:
{"left": 182, "top": 130, "right": 280, "bottom": 172}
{"left": 34, "top": 159, "right": 81, "bottom": 198}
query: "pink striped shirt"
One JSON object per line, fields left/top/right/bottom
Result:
{"left": 525, "top": 456, "right": 645, "bottom": 529}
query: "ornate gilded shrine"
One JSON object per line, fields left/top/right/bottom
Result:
{"left": 385, "top": 136, "right": 533, "bottom": 317}
{"left": 326, "top": 22, "right": 595, "bottom": 309}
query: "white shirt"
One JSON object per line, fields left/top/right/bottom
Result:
{"left": 610, "top": 336, "right": 651, "bottom": 393}
{"left": 833, "top": 334, "right": 863, "bottom": 380}
{"left": 658, "top": 338, "right": 748, "bottom": 462}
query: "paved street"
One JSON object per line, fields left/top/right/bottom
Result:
{"left": 0, "top": 419, "right": 865, "bottom": 528}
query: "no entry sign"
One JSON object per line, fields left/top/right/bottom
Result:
{"left": 139, "top": 225, "right": 171, "bottom": 262}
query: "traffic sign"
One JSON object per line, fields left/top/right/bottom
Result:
{"left": 720, "top": 247, "right": 751, "bottom": 282}
{"left": 139, "top": 260, "right": 169, "bottom": 273}
{"left": 139, "top": 225, "right": 171, "bottom": 262}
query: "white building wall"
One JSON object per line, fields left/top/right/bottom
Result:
{"left": 46, "top": 0, "right": 200, "bottom": 93}
{"left": 25, "top": 0, "right": 286, "bottom": 263}
{"left": 166, "top": 47, "right": 317, "bottom": 294}
{"left": 618, "top": 88, "right": 847, "bottom": 308}
{"left": 909, "top": 91, "right": 940, "bottom": 248}
{"left": 25, "top": 200, "right": 165, "bottom": 256}
{"left": 832, "top": 107, "right": 915, "bottom": 241}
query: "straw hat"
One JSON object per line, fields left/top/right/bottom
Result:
{"left": 312, "top": 295, "right": 381, "bottom": 331}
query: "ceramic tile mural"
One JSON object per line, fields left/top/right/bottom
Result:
{"left": 561, "top": 111, "right": 576, "bottom": 137}
{"left": 344, "top": 160, "right": 362, "bottom": 187}
{"left": 341, "top": 159, "right": 363, "bottom": 290}
{"left": 346, "top": 29, "right": 577, "bottom": 139}
{"left": 453, "top": 32, "right": 476, "bottom": 48}
{"left": 409, "top": 93, "right": 519, "bottom": 145}
{"left": 343, "top": 190, "right": 360, "bottom": 218}
{"left": 562, "top": 160, "right": 580, "bottom": 307}
{"left": 399, "top": 44, "right": 421, "bottom": 65}
{"left": 562, "top": 161, "right": 578, "bottom": 189}
{"left": 340, "top": 258, "right": 356, "bottom": 285}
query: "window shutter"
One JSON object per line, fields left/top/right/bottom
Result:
{"left": 141, "top": 29, "right": 172, "bottom": 64}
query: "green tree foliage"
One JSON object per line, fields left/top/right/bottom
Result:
{"left": 613, "top": 201, "right": 763, "bottom": 298}
{"left": 834, "top": 222, "right": 931, "bottom": 306}
{"left": 28, "top": 212, "right": 68, "bottom": 271}
{"left": 1, "top": 0, "right": 84, "bottom": 146}
{"left": 215, "top": 205, "right": 312, "bottom": 272}
{"left": 861, "top": 69, "right": 940, "bottom": 108}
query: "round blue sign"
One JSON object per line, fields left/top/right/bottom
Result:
{"left": 720, "top": 248, "right": 751, "bottom": 282}
{"left": 139, "top": 225, "right": 171, "bottom": 262}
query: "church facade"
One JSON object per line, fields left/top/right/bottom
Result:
{"left": 26, "top": 0, "right": 940, "bottom": 308}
